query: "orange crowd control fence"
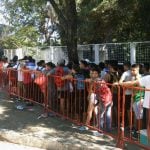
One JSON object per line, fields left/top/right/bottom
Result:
{"left": 0, "top": 68, "right": 149, "bottom": 149}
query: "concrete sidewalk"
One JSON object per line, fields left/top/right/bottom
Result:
{"left": 0, "top": 141, "right": 45, "bottom": 150}
{"left": 0, "top": 90, "right": 142, "bottom": 150}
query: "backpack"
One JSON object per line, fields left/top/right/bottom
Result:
{"left": 74, "top": 74, "right": 85, "bottom": 90}
{"left": 54, "top": 66, "right": 65, "bottom": 88}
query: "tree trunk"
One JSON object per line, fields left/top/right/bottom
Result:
{"left": 65, "top": 0, "right": 78, "bottom": 63}
{"left": 47, "top": 0, "right": 79, "bottom": 63}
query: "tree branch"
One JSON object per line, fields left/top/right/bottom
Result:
{"left": 47, "top": 0, "right": 67, "bottom": 29}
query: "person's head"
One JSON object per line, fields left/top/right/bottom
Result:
{"left": 99, "top": 62, "right": 105, "bottom": 70}
{"left": 131, "top": 64, "right": 139, "bottom": 76}
{"left": 108, "top": 62, "right": 118, "bottom": 73}
{"left": 89, "top": 63, "right": 97, "bottom": 70}
{"left": 45, "top": 62, "right": 55, "bottom": 70}
{"left": 67, "top": 61, "right": 74, "bottom": 70}
{"left": 57, "top": 59, "right": 65, "bottom": 67}
{"left": 39, "top": 60, "right": 45, "bottom": 67}
{"left": 142, "top": 63, "right": 150, "bottom": 74}
{"left": 12, "top": 55, "right": 18, "bottom": 62}
{"left": 104, "top": 60, "right": 109, "bottom": 68}
{"left": 27, "top": 56, "right": 33, "bottom": 62}
{"left": 72, "top": 64, "right": 80, "bottom": 74}
{"left": 90, "top": 67, "right": 100, "bottom": 79}
{"left": 79, "top": 60, "right": 89, "bottom": 69}
{"left": 37, "top": 61, "right": 42, "bottom": 67}
{"left": 117, "top": 64, "right": 124, "bottom": 76}
{"left": 123, "top": 61, "right": 131, "bottom": 71}
{"left": 22, "top": 56, "right": 28, "bottom": 61}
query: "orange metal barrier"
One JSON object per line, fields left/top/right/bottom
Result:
{"left": 0, "top": 68, "right": 9, "bottom": 89}
{"left": 0, "top": 68, "right": 150, "bottom": 149}
{"left": 117, "top": 86, "right": 150, "bottom": 149}
{"left": 7, "top": 68, "right": 47, "bottom": 106}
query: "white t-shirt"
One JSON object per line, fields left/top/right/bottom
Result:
{"left": 120, "top": 70, "right": 132, "bottom": 95}
{"left": 17, "top": 64, "right": 23, "bottom": 82}
{"left": 139, "top": 75, "right": 150, "bottom": 109}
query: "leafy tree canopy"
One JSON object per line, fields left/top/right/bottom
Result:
{"left": 1, "top": 0, "right": 150, "bottom": 48}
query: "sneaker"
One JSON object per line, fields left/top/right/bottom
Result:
{"left": 79, "top": 126, "right": 89, "bottom": 131}
{"left": 15, "top": 98, "right": 21, "bottom": 102}
{"left": 27, "top": 108, "right": 34, "bottom": 111}
{"left": 132, "top": 130, "right": 139, "bottom": 140}
{"left": 26, "top": 102, "right": 34, "bottom": 106}
{"left": 48, "top": 112, "right": 56, "bottom": 117}
{"left": 37, "top": 113, "right": 48, "bottom": 119}
{"left": 93, "top": 131, "right": 103, "bottom": 137}
{"left": 16, "top": 105, "right": 25, "bottom": 110}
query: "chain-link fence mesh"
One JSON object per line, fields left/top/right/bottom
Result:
{"left": 106, "top": 43, "right": 130, "bottom": 63}
{"left": 4, "top": 42, "right": 150, "bottom": 64}
{"left": 136, "top": 42, "right": 150, "bottom": 63}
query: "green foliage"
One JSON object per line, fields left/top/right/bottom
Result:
{"left": 3, "top": 0, "right": 45, "bottom": 28}
{"left": 1, "top": 0, "right": 150, "bottom": 49}
{"left": 1, "top": 0, "right": 48, "bottom": 48}
{"left": 0, "top": 26, "right": 39, "bottom": 48}
{"left": 77, "top": 0, "right": 150, "bottom": 43}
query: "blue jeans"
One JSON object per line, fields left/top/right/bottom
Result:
{"left": 99, "top": 103, "right": 112, "bottom": 132}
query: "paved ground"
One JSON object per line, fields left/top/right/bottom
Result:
{"left": 0, "top": 141, "right": 45, "bottom": 150}
{"left": 0, "top": 89, "right": 144, "bottom": 150}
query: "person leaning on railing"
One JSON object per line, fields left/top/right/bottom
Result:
{"left": 119, "top": 75, "right": 150, "bottom": 140}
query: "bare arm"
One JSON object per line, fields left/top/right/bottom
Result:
{"left": 61, "top": 74, "right": 73, "bottom": 80}
{"left": 103, "top": 73, "right": 110, "bottom": 83}
{"left": 119, "top": 80, "right": 140, "bottom": 86}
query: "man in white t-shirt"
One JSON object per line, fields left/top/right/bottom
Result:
{"left": 120, "top": 75, "right": 150, "bottom": 139}
{"left": 119, "top": 62, "right": 132, "bottom": 127}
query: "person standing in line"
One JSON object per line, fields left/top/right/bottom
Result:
{"left": 141, "top": 63, "right": 150, "bottom": 76}
{"left": 140, "top": 63, "right": 150, "bottom": 129}
{"left": 129, "top": 64, "right": 144, "bottom": 138}
{"left": 120, "top": 75, "right": 150, "bottom": 140}
{"left": 79, "top": 67, "right": 112, "bottom": 133}
{"left": 119, "top": 62, "right": 132, "bottom": 127}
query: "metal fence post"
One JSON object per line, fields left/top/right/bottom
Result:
{"left": 94, "top": 44, "right": 99, "bottom": 64}
{"left": 116, "top": 87, "right": 125, "bottom": 149}
{"left": 130, "top": 42, "right": 136, "bottom": 64}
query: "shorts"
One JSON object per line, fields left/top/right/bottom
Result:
{"left": 88, "top": 93, "right": 98, "bottom": 105}
{"left": 132, "top": 99, "right": 143, "bottom": 119}
{"left": 125, "top": 95, "right": 132, "bottom": 110}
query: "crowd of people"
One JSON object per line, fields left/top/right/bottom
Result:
{"left": 0, "top": 55, "right": 150, "bottom": 139}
